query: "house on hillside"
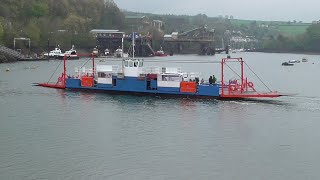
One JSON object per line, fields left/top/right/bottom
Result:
{"left": 125, "top": 15, "right": 164, "bottom": 31}
{"left": 152, "top": 20, "right": 164, "bottom": 31}
{"left": 259, "top": 23, "right": 269, "bottom": 28}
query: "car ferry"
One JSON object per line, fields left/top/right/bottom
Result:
{"left": 36, "top": 54, "right": 287, "bottom": 99}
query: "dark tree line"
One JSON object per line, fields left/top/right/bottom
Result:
{"left": 262, "top": 24, "right": 320, "bottom": 52}
{"left": 0, "top": 0, "right": 124, "bottom": 52}
{"left": 1, "top": 1, "right": 319, "bottom": 54}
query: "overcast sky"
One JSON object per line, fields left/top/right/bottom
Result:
{"left": 114, "top": 0, "right": 319, "bottom": 22}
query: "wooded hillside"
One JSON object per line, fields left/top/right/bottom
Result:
{"left": 0, "top": 0, "right": 124, "bottom": 51}
{"left": 1, "top": 0, "right": 320, "bottom": 53}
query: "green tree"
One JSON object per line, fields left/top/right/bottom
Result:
{"left": 63, "top": 14, "right": 87, "bottom": 33}
{"left": 25, "top": 23, "right": 41, "bottom": 45}
{"left": 99, "top": 1, "right": 124, "bottom": 29}
{"left": 305, "top": 24, "right": 320, "bottom": 50}
{"left": 31, "top": 3, "right": 49, "bottom": 18}
{"left": 48, "top": 0, "right": 69, "bottom": 18}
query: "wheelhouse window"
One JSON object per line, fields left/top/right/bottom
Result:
{"left": 161, "top": 75, "right": 182, "bottom": 82}
{"left": 129, "top": 61, "right": 134, "bottom": 67}
{"left": 98, "top": 72, "right": 107, "bottom": 78}
{"left": 98, "top": 72, "right": 112, "bottom": 78}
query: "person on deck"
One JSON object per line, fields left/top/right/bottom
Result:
{"left": 209, "top": 76, "right": 213, "bottom": 84}
{"left": 212, "top": 75, "right": 217, "bottom": 84}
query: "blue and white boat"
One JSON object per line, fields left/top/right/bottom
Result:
{"left": 36, "top": 56, "right": 287, "bottom": 99}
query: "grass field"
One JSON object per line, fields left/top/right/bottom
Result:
{"left": 229, "top": 19, "right": 275, "bottom": 26}
{"left": 277, "top": 24, "right": 310, "bottom": 36}
{"left": 230, "top": 19, "right": 311, "bottom": 36}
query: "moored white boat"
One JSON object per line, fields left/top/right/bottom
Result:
{"left": 57, "top": 46, "right": 79, "bottom": 60}
{"left": 288, "top": 60, "right": 300, "bottom": 63}
{"left": 302, "top": 58, "right": 308, "bottom": 62}
{"left": 114, "top": 48, "right": 123, "bottom": 58}
{"left": 44, "top": 47, "right": 63, "bottom": 59}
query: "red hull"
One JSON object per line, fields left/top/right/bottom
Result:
{"left": 36, "top": 83, "right": 65, "bottom": 89}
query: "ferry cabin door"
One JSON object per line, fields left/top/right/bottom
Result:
{"left": 147, "top": 80, "right": 151, "bottom": 90}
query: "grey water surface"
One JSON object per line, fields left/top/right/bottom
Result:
{"left": 0, "top": 53, "right": 319, "bottom": 180}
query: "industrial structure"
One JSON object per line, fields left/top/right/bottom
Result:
{"left": 90, "top": 29, "right": 125, "bottom": 56}
{"left": 90, "top": 29, "right": 155, "bottom": 57}
{"left": 162, "top": 25, "right": 217, "bottom": 55}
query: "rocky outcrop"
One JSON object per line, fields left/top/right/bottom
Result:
{"left": 0, "top": 45, "right": 23, "bottom": 63}
{"left": 0, "top": 53, "right": 17, "bottom": 63}
{"left": 0, "top": 54, "right": 7, "bottom": 63}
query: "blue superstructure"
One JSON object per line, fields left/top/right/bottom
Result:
{"left": 66, "top": 78, "right": 220, "bottom": 97}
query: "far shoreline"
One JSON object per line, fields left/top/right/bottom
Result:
{"left": 1, "top": 51, "right": 320, "bottom": 64}
{"left": 249, "top": 49, "right": 320, "bottom": 55}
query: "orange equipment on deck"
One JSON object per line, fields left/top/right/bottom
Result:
{"left": 180, "top": 82, "right": 197, "bottom": 93}
{"left": 81, "top": 76, "right": 94, "bottom": 87}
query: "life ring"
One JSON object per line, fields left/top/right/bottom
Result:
{"left": 247, "top": 82, "right": 254, "bottom": 88}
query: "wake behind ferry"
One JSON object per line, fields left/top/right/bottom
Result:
{"left": 35, "top": 54, "right": 288, "bottom": 99}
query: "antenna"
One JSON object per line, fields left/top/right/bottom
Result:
{"left": 132, "top": 32, "right": 135, "bottom": 59}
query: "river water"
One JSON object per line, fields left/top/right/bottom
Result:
{"left": 0, "top": 53, "right": 320, "bottom": 180}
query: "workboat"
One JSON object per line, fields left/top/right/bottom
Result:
{"left": 57, "top": 45, "right": 79, "bottom": 60}
{"left": 35, "top": 54, "right": 288, "bottom": 99}
{"left": 44, "top": 47, "right": 63, "bottom": 59}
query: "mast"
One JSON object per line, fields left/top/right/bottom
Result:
{"left": 132, "top": 32, "right": 135, "bottom": 59}
{"left": 121, "top": 33, "right": 124, "bottom": 58}
{"left": 221, "top": 38, "right": 224, "bottom": 49}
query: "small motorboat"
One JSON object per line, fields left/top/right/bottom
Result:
{"left": 282, "top": 62, "right": 294, "bottom": 66}
{"left": 288, "top": 60, "right": 300, "bottom": 63}
{"left": 104, "top": 49, "right": 110, "bottom": 56}
{"left": 302, "top": 58, "right": 308, "bottom": 62}
{"left": 114, "top": 48, "right": 123, "bottom": 58}
{"left": 92, "top": 47, "right": 99, "bottom": 57}
{"left": 154, "top": 50, "right": 168, "bottom": 57}
{"left": 154, "top": 47, "right": 168, "bottom": 57}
